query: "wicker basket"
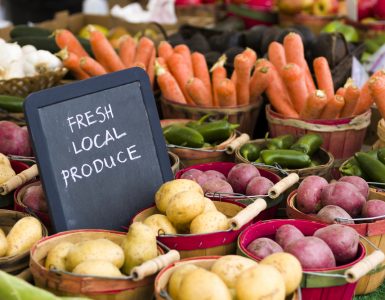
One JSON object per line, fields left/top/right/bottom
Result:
{"left": 0, "top": 68, "right": 67, "bottom": 97}
{"left": 235, "top": 139, "right": 334, "bottom": 180}
{"left": 0, "top": 209, "right": 48, "bottom": 275}
{"left": 286, "top": 188, "right": 385, "bottom": 295}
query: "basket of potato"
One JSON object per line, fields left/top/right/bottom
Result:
{"left": 0, "top": 210, "right": 47, "bottom": 275}
{"left": 30, "top": 224, "right": 180, "bottom": 300}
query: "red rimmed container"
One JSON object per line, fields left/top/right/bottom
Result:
{"left": 237, "top": 219, "right": 367, "bottom": 300}
{"left": 286, "top": 188, "right": 385, "bottom": 295}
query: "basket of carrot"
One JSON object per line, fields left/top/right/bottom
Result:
{"left": 257, "top": 32, "right": 372, "bottom": 162}
{"left": 156, "top": 42, "right": 263, "bottom": 136}
{"left": 368, "top": 73, "right": 385, "bottom": 150}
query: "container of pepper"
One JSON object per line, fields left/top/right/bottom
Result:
{"left": 235, "top": 133, "right": 334, "bottom": 180}
{"left": 161, "top": 116, "right": 250, "bottom": 167}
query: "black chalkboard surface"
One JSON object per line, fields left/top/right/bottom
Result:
{"left": 24, "top": 68, "right": 173, "bottom": 233}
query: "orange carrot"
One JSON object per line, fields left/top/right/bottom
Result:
{"left": 89, "top": 28, "right": 125, "bottom": 72}
{"left": 369, "top": 75, "right": 385, "bottom": 119}
{"left": 336, "top": 87, "right": 346, "bottom": 97}
{"left": 211, "top": 55, "right": 227, "bottom": 107}
{"left": 340, "top": 78, "right": 360, "bottom": 118}
{"left": 249, "top": 66, "right": 271, "bottom": 102}
{"left": 134, "top": 37, "right": 155, "bottom": 71}
{"left": 300, "top": 90, "right": 328, "bottom": 119}
{"left": 255, "top": 58, "right": 271, "bottom": 69}
{"left": 264, "top": 60, "right": 293, "bottom": 106}
{"left": 234, "top": 54, "right": 251, "bottom": 105}
{"left": 79, "top": 56, "right": 107, "bottom": 76}
{"left": 313, "top": 56, "right": 334, "bottom": 100}
{"left": 157, "top": 57, "right": 169, "bottom": 71}
{"left": 281, "top": 63, "right": 308, "bottom": 113}
{"left": 147, "top": 48, "right": 156, "bottom": 88}
{"left": 186, "top": 78, "right": 212, "bottom": 107}
{"left": 158, "top": 41, "right": 173, "bottom": 61}
{"left": 191, "top": 52, "right": 212, "bottom": 105}
{"left": 320, "top": 95, "right": 345, "bottom": 119}
{"left": 155, "top": 62, "right": 186, "bottom": 104}
{"left": 284, "top": 32, "right": 315, "bottom": 94}
{"left": 167, "top": 53, "right": 194, "bottom": 105}
{"left": 119, "top": 35, "right": 136, "bottom": 68}
{"left": 174, "top": 44, "right": 193, "bottom": 75}
{"left": 217, "top": 78, "right": 237, "bottom": 107}
{"left": 133, "top": 62, "right": 146, "bottom": 70}
{"left": 55, "top": 29, "right": 89, "bottom": 58}
{"left": 243, "top": 48, "right": 257, "bottom": 68}
{"left": 268, "top": 42, "right": 286, "bottom": 74}
{"left": 56, "top": 48, "right": 89, "bottom": 80}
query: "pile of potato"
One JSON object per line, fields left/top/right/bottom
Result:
{"left": 144, "top": 179, "right": 231, "bottom": 235}
{"left": 0, "top": 216, "right": 42, "bottom": 258}
{"left": 44, "top": 222, "right": 158, "bottom": 277}
{"left": 167, "top": 253, "right": 302, "bottom": 300}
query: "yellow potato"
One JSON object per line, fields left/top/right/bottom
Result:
{"left": 168, "top": 264, "right": 199, "bottom": 300}
{"left": 72, "top": 260, "right": 122, "bottom": 277}
{"left": 121, "top": 222, "right": 158, "bottom": 275}
{"left": 260, "top": 252, "right": 302, "bottom": 295}
{"left": 143, "top": 214, "right": 177, "bottom": 235}
{"left": 0, "top": 228, "right": 7, "bottom": 257}
{"left": 66, "top": 238, "right": 124, "bottom": 271}
{"left": 202, "top": 197, "right": 217, "bottom": 213}
{"left": 179, "top": 268, "right": 232, "bottom": 300}
{"left": 6, "top": 217, "right": 42, "bottom": 256}
{"left": 45, "top": 242, "right": 74, "bottom": 271}
{"left": 166, "top": 191, "right": 205, "bottom": 227}
{"left": 0, "top": 153, "right": 15, "bottom": 184}
{"left": 190, "top": 211, "right": 229, "bottom": 234}
{"left": 155, "top": 179, "right": 203, "bottom": 213}
{"left": 236, "top": 264, "right": 285, "bottom": 300}
{"left": 211, "top": 255, "right": 257, "bottom": 289}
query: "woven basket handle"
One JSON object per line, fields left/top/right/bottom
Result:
{"left": 0, "top": 164, "right": 39, "bottom": 195}
{"left": 345, "top": 250, "right": 385, "bottom": 283}
{"left": 226, "top": 133, "right": 250, "bottom": 154}
{"left": 229, "top": 198, "right": 267, "bottom": 230}
{"left": 131, "top": 250, "right": 180, "bottom": 281}
{"left": 268, "top": 173, "right": 299, "bottom": 199}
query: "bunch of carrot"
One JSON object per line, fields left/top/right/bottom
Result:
{"left": 54, "top": 27, "right": 155, "bottom": 86}
{"left": 261, "top": 32, "right": 374, "bottom": 120}
{"left": 155, "top": 41, "right": 264, "bottom": 107}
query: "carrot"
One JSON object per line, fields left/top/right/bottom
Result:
{"left": 336, "top": 87, "right": 346, "bottom": 97}
{"left": 281, "top": 63, "right": 308, "bottom": 113}
{"left": 157, "top": 57, "right": 169, "bottom": 71}
{"left": 255, "top": 58, "right": 271, "bottom": 69}
{"left": 243, "top": 48, "right": 257, "bottom": 68}
{"left": 56, "top": 48, "right": 89, "bottom": 80}
{"left": 133, "top": 37, "right": 155, "bottom": 71}
{"left": 55, "top": 29, "right": 89, "bottom": 58}
{"left": 300, "top": 90, "right": 328, "bottom": 119}
{"left": 340, "top": 78, "right": 360, "bottom": 118}
{"left": 79, "top": 56, "right": 107, "bottom": 76}
{"left": 155, "top": 62, "right": 186, "bottom": 105}
{"left": 147, "top": 48, "right": 156, "bottom": 88}
{"left": 191, "top": 52, "right": 212, "bottom": 105}
{"left": 268, "top": 42, "right": 286, "bottom": 74}
{"left": 89, "top": 28, "right": 125, "bottom": 72}
{"left": 249, "top": 66, "right": 271, "bottom": 102}
{"left": 186, "top": 78, "right": 212, "bottom": 107}
{"left": 313, "top": 56, "right": 334, "bottom": 100}
{"left": 133, "top": 62, "right": 146, "bottom": 70}
{"left": 320, "top": 95, "right": 345, "bottom": 119}
{"left": 234, "top": 54, "right": 251, "bottom": 105}
{"left": 217, "top": 78, "right": 237, "bottom": 107}
{"left": 158, "top": 41, "right": 173, "bottom": 61}
{"left": 211, "top": 55, "right": 227, "bottom": 107}
{"left": 284, "top": 32, "right": 315, "bottom": 94}
{"left": 369, "top": 75, "right": 385, "bottom": 120}
{"left": 167, "top": 53, "right": 194, "bottom": 105}
{"left": 174, "top": 44, "right": 193, "bottom": 75}
{"left": 119, "top": 35, "right": 136, "bottom": 68}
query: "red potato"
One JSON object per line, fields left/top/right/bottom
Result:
{"left": 314, "top": 224, "right": 359, "bottom": 264}
{"left": 285, "top": 237, "right": 336, "bottom": 269}
{"left": 202, "top": 178, "right": 233, "bottom": 194}
{"left": 296, "top": 176, "right": 328, "bottom": 213}
{"left": 23, "top": 184, "right": 48, "bottom": 212}
{"left": 338, "top": 176, "right": 369, "bottom": 199}
{"left": 246, "top": 237, "right": 283, "bottom": 259}
{"left": 227, "top": 163, "right": 260, "bottom": 194}
{"left": 275, "top": 224, "right": 305, "bottom": 250}
{"left": 245, "top": 176, "right": 274, "bottom": 196}
{"left": 204, "top": 170, "right": 227, "bottom": 181}
{"left": 317, "top": 205, "right": 354, "bottom": 224}
{"left": 321, "top": 182, "right": 366, "bottom": 217}
{"left": 362, "top": 200, "right": 385, "bottom": 219}
{"left": 180, "top": 169, "right": 203, "bottom": 182}
{"left": 0, "top": 121, "right": 32, "bottom": 156}
{"left": 196, "top": 173, "right": 210, "bottom": 186}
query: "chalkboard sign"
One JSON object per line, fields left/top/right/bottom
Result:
{"left": 24, "top": 68, "right": 173, "bottom": 233}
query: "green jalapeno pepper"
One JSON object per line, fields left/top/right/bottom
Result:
{"left": 266, "top": 134, "right": 295, "bottom": 150}
{"left": 260, "top": 149, "right": 311, "bottom": 169}
{"left": 355, "top": 152, "right": 385, "bottom": 183}
{"left": 339, "top": 158, "right": 366, "bottom": 178}
{"left": 163, "top": 125, "right": 205, "bottom": 148}
{"left": 196, "top": 120, "right": 239, "bottom": 143}
{"left": 240, "top": 143, "right": 263, "bottom": 161}
{"left": 377, "top": 148, "right": 385, "bottom": 165}
{"left": 291, "top": 134, "right": 323, "bottom": 156}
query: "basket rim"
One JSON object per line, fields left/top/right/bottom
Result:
{"left": 0, "top": 67, "right": 68, "bottom": 84}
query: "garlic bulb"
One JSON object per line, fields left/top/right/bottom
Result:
{"left": 4, "top": 60, "right": 24, "bottom": 80}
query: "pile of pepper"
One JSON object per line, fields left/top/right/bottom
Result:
{"left": 163, "top": 115, "right": 239, "bottom": 148}
{"left": 340, "top": 148, "right": 385, "bottom": 183}
{"left": 240, "top": 133, "right": 323, "bottom": 169}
